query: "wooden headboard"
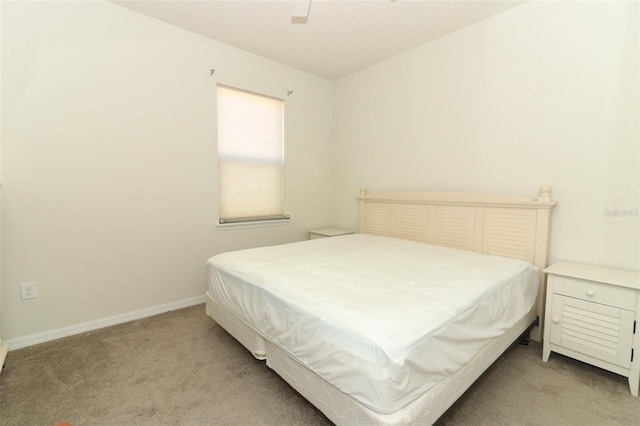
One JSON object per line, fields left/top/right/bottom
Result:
{"left": 357, "top": 185, "right": 557, "bottom": 340}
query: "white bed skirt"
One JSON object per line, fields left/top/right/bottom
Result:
{"left": 206, "top": 291, "right": 537, "bottom": 425}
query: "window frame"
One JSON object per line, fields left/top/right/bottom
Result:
{"left": 215, "top": 84, "right": 289, "bottom": 230}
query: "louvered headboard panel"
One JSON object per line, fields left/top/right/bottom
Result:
{"left": 358, "top": 185, "right": 557, "bottom": 340}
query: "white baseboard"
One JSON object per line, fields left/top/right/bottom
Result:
{"left": 4, "top": 295, "right": 206, "bottom": 351}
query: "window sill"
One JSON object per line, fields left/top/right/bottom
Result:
{"left": 217, "top": 218, "right": 290, "bottom": 231}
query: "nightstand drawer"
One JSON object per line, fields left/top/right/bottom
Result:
{"left": 554, "top": 276, "right": 636, "bottom": 311}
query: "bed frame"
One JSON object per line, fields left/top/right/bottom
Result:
{"left": 205, "top": 185, "right": 556, "bottom": 425}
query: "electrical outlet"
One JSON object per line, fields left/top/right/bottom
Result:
{"left": 20, "top": 282, "right": 38, "bottom": 300}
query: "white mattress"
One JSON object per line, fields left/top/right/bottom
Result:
{"left": 205, "top": 234, "right": 539, "bottom": 414}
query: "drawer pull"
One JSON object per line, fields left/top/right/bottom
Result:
{"left": 552, "top": 317, "right": 560, "bottom": 324}
{"left": 586, "top": 289, "right": 595, "bottom": 297}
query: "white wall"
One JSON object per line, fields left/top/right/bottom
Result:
{"left": 1, "top": 1, "right": 333, "bottom": 342}
{"left": 332, "top": 1, "right": 639, "bottom": 271}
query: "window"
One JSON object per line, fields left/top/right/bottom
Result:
{"left": 216, "top": 85, "right": 287, "bottom": 225}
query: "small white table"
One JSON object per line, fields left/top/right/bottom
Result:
{"left": 308, "top": 228, "right": 354, "bottom": 240}
{"left": 542, "top": 261, "right": 640, "bottom": 396}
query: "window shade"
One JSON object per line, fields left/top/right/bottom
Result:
{"left": 217, "top": 85, "right": 286, "bottom": 223}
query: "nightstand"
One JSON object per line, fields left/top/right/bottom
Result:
{"left": 542, "top": 261, "right": 640, "bottom": 396}
{"left": 308, "top": 228, "right": 354, "bottom": 240}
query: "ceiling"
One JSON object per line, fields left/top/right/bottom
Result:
{"left": 110, "top": 0, "right": 525, "bottom": 80}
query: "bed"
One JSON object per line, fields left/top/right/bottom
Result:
{"left": 205, "top": 186, "right": 556, "bottom": 425}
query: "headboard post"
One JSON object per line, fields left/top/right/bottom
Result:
{"left": 532, "top": 209, "right": 553, "bottom": 340}
{"left": 532, "top": 187, "right": 554, "bottom": 340}
{"left": 358, "top": 187, "right": 367, "bottom": 234}
{"left": 538, "top": 184, "right": 552, "bottom": 202}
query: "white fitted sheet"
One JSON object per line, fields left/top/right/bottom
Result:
{"left": 206, "top": 234, "right": 539, "bottom": 414}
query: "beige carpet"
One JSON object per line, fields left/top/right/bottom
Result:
{"left": 0, "top": 304, "right": 638, "bottom": 425}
